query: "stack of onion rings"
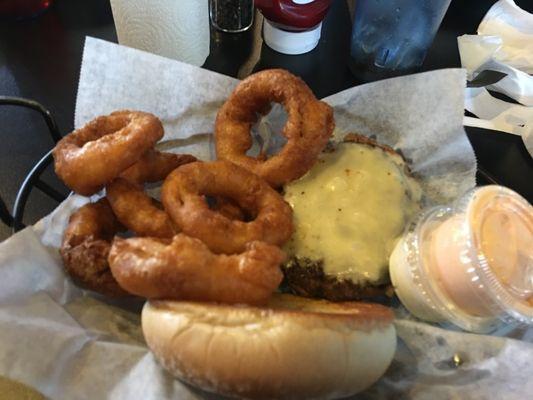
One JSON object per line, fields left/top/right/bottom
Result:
{"left": 56, "top": 111, "right": 197, "bottom": 295}
{"left": 56, "top": 69, "right": 331, "bottom": 304}
{"left": 215, "top": 69, "right": 334, "bottom": 187}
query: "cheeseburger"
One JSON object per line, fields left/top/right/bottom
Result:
{"left": 283, "top": 134, "right": 422, "bottom": 300}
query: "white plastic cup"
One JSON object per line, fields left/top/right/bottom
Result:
{"left": 390, "top": 185, "right": 533, "bottom": 333}
{"left": 110, "top": 0, "right": 210, "bottom": 66}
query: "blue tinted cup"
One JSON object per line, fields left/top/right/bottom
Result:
{"left": 349, "top": 0, "right": 452, "bottom": 81}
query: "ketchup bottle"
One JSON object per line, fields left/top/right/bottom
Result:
{"left": 255, "top": 0, "right": 332, "bottom": 54}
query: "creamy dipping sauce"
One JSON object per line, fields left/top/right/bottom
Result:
{"left": 284, "top": 141, "right": 422, "bottom": 284}
{"left": 390, "top": 185, "right": 533, "bottom": 332}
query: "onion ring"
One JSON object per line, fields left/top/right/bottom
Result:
{"left": 106, "top": 178, "right": 177, "bottom": 238}
{"left": 106, "top": 182, "right": 246, "bottom": 238}
{"left": 107, "top": 150, "right": 197, "bottom": 237}
{"left": 53, "top": 110, "right": 163, "bottom": 195}
{"left": 108, "top": 234, "right": 285, "bottom": 305}
{"left": 215, "top": 69, "right": 334, "bottom": 187}
{"left": 209, "top": 196, "right": 246, "bottom": 221}
{"left": 161, "top": 160, "right": 294, "bottom": 254}
{"left": 60, "top": 198, "right": 128, "bottom": 296}
{"left": 119, "top": 149, "right": 197, "bottom": 185}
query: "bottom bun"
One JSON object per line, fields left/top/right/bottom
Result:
{"left": 142, "top": 294, "right": 396, "bottom": 400}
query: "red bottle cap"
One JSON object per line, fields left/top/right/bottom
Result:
{"left": 255, "top": 0, "right": 332, "bottom": 31}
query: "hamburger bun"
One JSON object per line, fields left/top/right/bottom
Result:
{"left": 142, "top": 294, "right": 396, "bottom": 399}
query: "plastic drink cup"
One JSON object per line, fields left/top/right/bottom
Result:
{"left": 349, "top": 0, "right": 451, "bottom": 81}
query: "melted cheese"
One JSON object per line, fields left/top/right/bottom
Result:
{"left": 284, "top": 142, "right": 422, "bottom": 284}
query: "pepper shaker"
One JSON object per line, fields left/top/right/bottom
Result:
{"left": 210, "top": 0, "right": 254, "bottom": 33}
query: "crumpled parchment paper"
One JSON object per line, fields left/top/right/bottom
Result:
{"left": 1, "top": 37, "right": 531, "bottom": 400}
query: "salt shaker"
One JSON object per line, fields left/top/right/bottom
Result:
{"left": 210, "top": 0, "right": 254, "bottom": 33}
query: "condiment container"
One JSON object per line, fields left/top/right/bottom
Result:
{"left": 390, "top": 185, "right": 533, "bottom": 333}
{"left": 210, "top": 0, "right": 254, "bottom": 33}
{"left": 255, "top": 0, "right": 332, "bottom": 55}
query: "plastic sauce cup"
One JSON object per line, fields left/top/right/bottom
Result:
{"left": 390, "top": 185, "right": 533, "bottom": 333}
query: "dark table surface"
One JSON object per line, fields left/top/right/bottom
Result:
{"left": 0, "top": 0, "right": 532, "bottom": 239}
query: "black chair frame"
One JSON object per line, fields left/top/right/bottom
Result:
{"left": 0, "top": 96, "right": 66, "bottom": 234}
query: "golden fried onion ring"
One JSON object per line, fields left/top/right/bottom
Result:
{"left": 53, "top": 111, "right": 163, "bottom": 195}
{"left": 106, "top": 178, "right": 177, "bottom": 239}
{"left": 215, "top": 69, "right": 334, "bottom": 187}
{"left": 60, "top": 198, "right": 128, "bottom": 296}
{"left": 106, "top": 150, "right": 197, "bottom": 238}
{"left": 109, "top": 234, "right": 285, "bottom": 305}
{"left": 107, "top": 178, "right": 248, "bottom": 239}
{"left": 119, "top": 149, "right": 197, "bottom": 185}
{"left": 162, "top": 160, "right": 293, "bottom": 254}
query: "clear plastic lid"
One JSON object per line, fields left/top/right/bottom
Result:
{"left": 405, "top": 206, "right": 500, "bottom": 333}
{"left": 404, "top": 186, "right": 533, "bottom": 332}
{"left": 461, "top": 185, "right": 533, "bottom": 324}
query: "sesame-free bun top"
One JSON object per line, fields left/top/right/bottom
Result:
{"left": 142, "top": 294, "right": 396, "bottom": 399}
